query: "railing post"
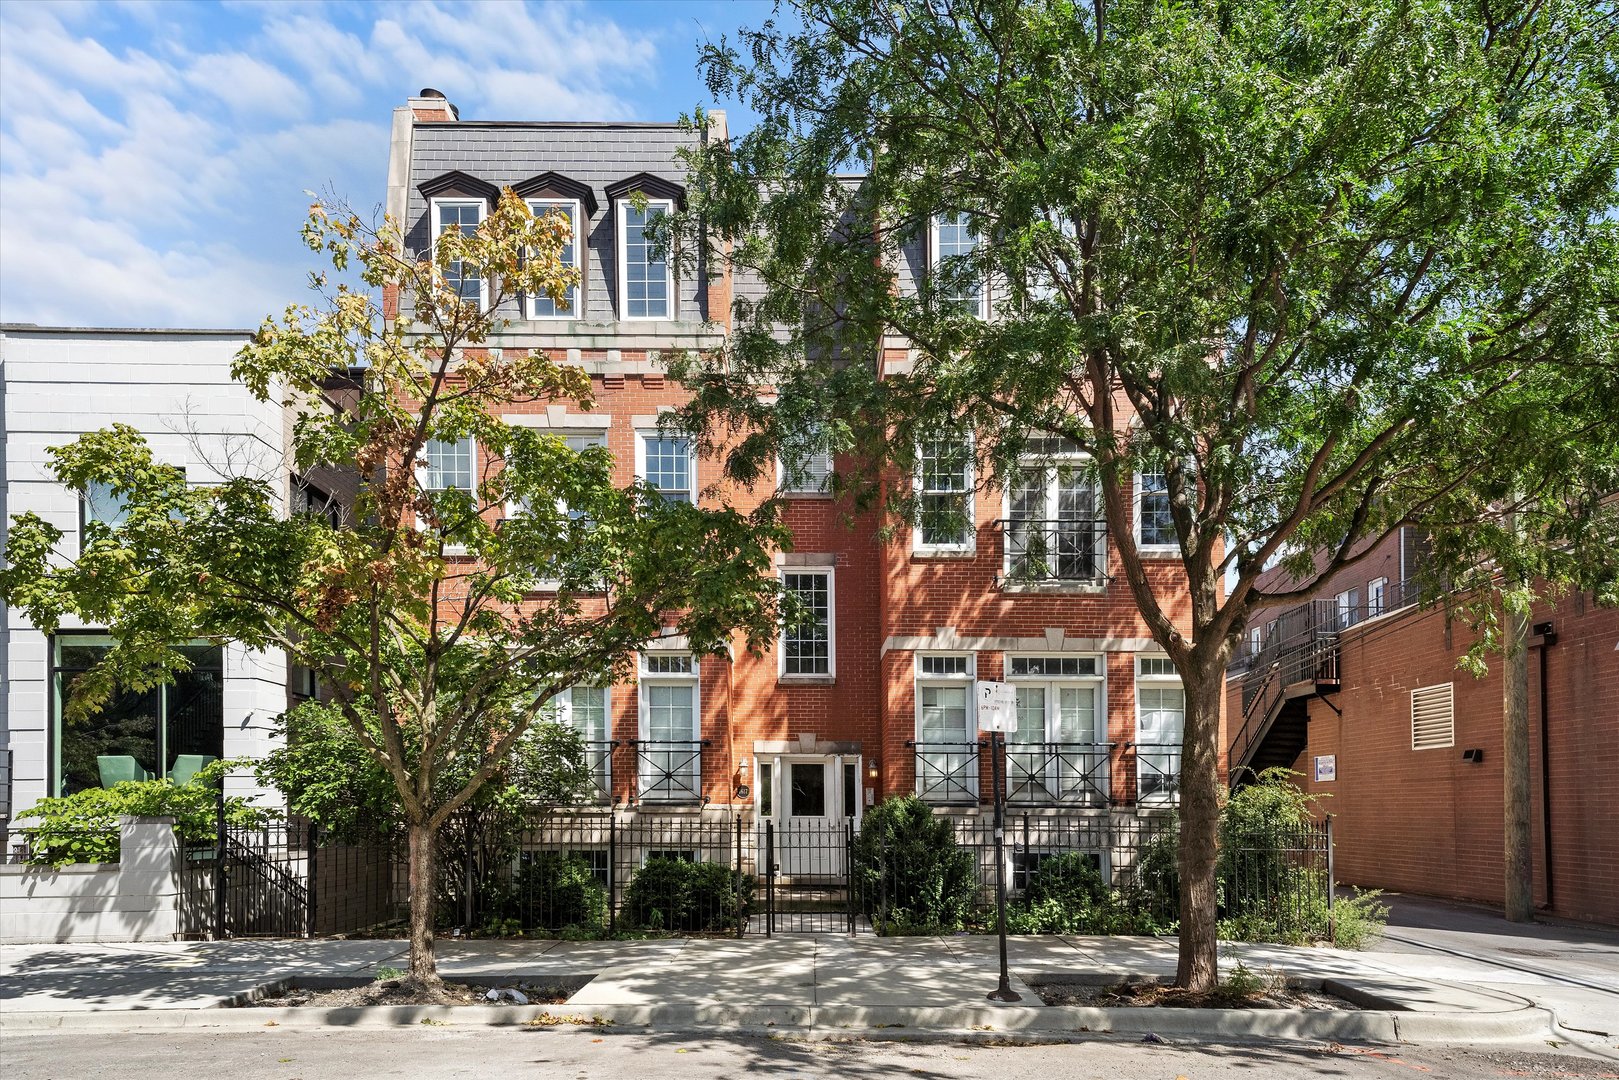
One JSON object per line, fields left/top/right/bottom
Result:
{"left": 306, "top": 821, "right": 319, "bottom": 939}
{"left": 735, "top": 813, "right": 745, "bottom": 940}
{"left": 846, "top": 817, "right": 856, "bottom": 936}
{"left": 1326, "top": 814, "right": 1336, "bottom": 945}
{"left": 607, "top": 810, "right": 617, "bottom": 936}
{"left": 878, "top": 831, "right": 889, "bottom": 935}
{"left": 213, "top": 783, "right": 227, "bottom": 940}
{"left": 764, "top": 819, "right": 775, "bottom": 938}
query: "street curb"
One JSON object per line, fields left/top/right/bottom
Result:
{"left": 0, "top": 998, "right": 1554, "bottom": 1043}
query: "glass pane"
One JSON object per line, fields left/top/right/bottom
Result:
{"left": 643, "top": 437, "right": 691, "bottom": 503}
{"left": 624, "top": 204, "right": 670, "bottom": 318}
{"left": 425, "top": 438, "right": 474, "bottom": 492}
{"left": 165, "top": 646, "right": 223, "bottom": 772}
{"left": 759, "top": 761, "right": 773, "bottom": 816}
{"left": 1137, "top": 686, "right": 1185, "bottom": 744}
{"left": 528, "top": 201, "right": 577, "bottom": 316}
{"left": 844, "top": 761, "right": 857, "bottom": 817}
{"left": 789, "top": 763, "right": 826, "bottom": 817}
{"left": 920, "top": 684, "right": 968, "bottom": 740}
{"left": 1056, "top": 685, "right": 1096, "bottom": 743}
{"left": 1012, "top": 686, "right": 1045, "bottom": 744}
{"left": 646, "top": 684, "right": 694, "bottom": 741}
{"left": 82, "top": 481, "right": 128, "bottom": 528}
{"left": 569, "top": 686, "right": 608, "bottom": 742}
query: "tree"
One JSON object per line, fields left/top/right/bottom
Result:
{"left": 0, "top": 192, "right": 789, "bottom": 991}
{"left": 662, "top": 0, "right": 1618, "bottom": 989}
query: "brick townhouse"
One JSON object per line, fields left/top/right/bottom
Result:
{"left": 1228, "top": 528, "right": 1619, "bottom": 926}
{"left": 385, "top": 89, "right": 1206, "bottom": 879}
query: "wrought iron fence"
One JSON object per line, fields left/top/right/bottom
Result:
{"left": 909, "top": 740, "right": 981, "bottom": 804}
{"left": 1219, "top": 817, "right": 1335, "bottom": 942}
{"left": 996, "top": 517, "right": 1109, "bottom": 586}
{"left": 1006, "top": 742, "right": 1113, "bottom": 806}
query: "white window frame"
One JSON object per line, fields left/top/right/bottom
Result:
{"left": 634, "top": 430, "right": 697, "bottom": 504}
{"left": 1367, "top": 576, "right": 1388, "bottom": 618}
{"left": 930, "top": 211, "right": 988, "bottom": 319}
{"left": 617, "top": 197, "right": 675, "bottom": 321}
{"left": 1335, "top": 587, "right": 1360, "bottom": 629}
{"left": 914, "top": 653, "right": 978, "bottom": 803}
{"left": 637, "top": 651, "right": 702, "bottom": 802}
{"left": 777, "top": 423, "right": 834, "bottom": 495}
{"left": 430, "top": 197, "right": 488, "bottom": 310}
{"left": 1002, "top": 443, "right": 1100, "bottom": 584}
{"left": 557, "top": 685, "right": 612, "bottom": 799}
{"left": 779, "top": 567, "right": 835, "bottom": 678}
{"left": 416, "top": 435, "right": 478, "bottom": 554}
{"left": 1132, "top": 469, "right": 1179, "bottom": 556}
{"left": 913, "top": 434, "right": 975, "bottom": 555}
{"left": 1134, "top": 654, "right": 1184, "bottom": 805}
{"left": 1005, "top": 654, "right": 1108, "bottom": 803}
{"left": 524, "top": 197, "right": 583, "bottom": 320}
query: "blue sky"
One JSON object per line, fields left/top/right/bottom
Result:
{"left": 0, "top": 0, "right": 779, "bottom": 329}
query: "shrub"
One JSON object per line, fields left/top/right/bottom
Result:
{"left": 850, "top": 796, "right": 977, "bottom": 933}
{"left": 16, "top": 759, "right": 276, "bottom": 867}
{"left": 511, "top": 852, "right": 608, "bottom": 932}
{"left": 622, "top": 856, "right": 756, "bottom": 933}
{"left": 1004, "top": 852, "right": 1175, "bottom": 936}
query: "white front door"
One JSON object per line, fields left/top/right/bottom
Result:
{"left": 761, "top": 754, "right": 857, "bottom": 878}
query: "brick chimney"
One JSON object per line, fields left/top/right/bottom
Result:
{"left": 408, "top": 88, "right": 458, "bottom": 122}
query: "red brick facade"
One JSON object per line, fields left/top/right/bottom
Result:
{"left": 1227, "top": 589, "right": 1618, "bottom": 926}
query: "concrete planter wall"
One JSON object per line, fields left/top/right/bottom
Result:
{"left": 0, "top": 816, "right": 183, "bottom": 943}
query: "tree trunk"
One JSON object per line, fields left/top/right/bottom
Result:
{"left": 1175, "top": 664, "right": 1224, "bottom": 992}
{"left": 1503, "top": 595, "right": 1533, "bottom": 923}
{"left": 405, "top": 818, "right": 441, "bottom": 988}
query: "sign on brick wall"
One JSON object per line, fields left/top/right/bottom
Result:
{"left": 1314, "top": 755, "right": 1337, "bottom": 782}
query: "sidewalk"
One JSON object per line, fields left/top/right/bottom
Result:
{"left": 2, "top": 928, "right": 1599, "bottom": 1048}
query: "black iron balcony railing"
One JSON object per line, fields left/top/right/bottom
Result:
{"left": 1005, "top": 741, "right": 1115, "bottom": 807}
{"left": 630, "top": 739, "right": 708, "bottom": 803}
{"left": 1131, "top": 744, "right": 1181, "bottom": 805}
{"left": 907, "top": 740, "right": 981, "bottom": 805}
{"left": 581, "top": 740, "right": 616, "bottom": 803}
{"left": 996, "top": 517, "right": 1109, "bottom": 586}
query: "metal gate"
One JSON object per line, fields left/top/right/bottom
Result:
{"left": 761, "top": 818, "right": 863, "bottom": 934}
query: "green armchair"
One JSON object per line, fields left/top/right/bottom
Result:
{"left": 168, "top": 754, "right": 217, "bottom": 786}
{"left": 97, "top": 755, "right": 152, "bottom": 787}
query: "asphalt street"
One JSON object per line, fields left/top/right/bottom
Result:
{"left": 4, "top": 1028, "right": 1615, "bottom": 1080}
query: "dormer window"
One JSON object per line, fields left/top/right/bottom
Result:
{"left": 619, "top": 199, "right": 673, "bottom": 320}
{"left": 524, "top": 198, "right": 581, "bottom": 319}
{"left": 431, "top": 199, "right": 485, "bottom": 306}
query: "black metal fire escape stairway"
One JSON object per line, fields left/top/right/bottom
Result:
{"left": 1231, "top": 598, "right": 1343, "bottom": 787}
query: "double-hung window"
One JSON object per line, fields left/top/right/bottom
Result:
{"left": 80, "top": 480, "right": 128, "bottom": 532}
{"left": 1135, "top": 656, "right": 1184, "bottom": 804}
{"left": 637, "top": 432, "right": 695, "bottom": 504}
{"left": 638, "top": 653, "right": 701, "bottom": 801}
{"left": 915, "top": 436, "right": 973, "bottom": 552}
{"left": 1367, "top": 577, "right": 1388, "bottom": 618}
{"left": 778, "top": 422, "right": 833, "bottom": 495}
{"left": 431, "top": 199, "right": 485, "bottom": 306}
{"left": 1005, "top": 655, "right": 1107, "bottom": 805}
{"left": 525, "top": 198, "right": 581, "bottom": 319}
{"left": 780, "top": 569, "right": 834, "bottom": 677}
{"left": 558, "top": 685, "right": 612, "bottom": 801}
{"left": 931, "top": 211, "right": 985, "bottom": 317}
{"left": 1134, "top": 469, "right": 1177, "bottom": 552}
{"left": 915, "top": 654, "right": 977, "bottom": 803}
{"left": 619, "top": 199, "right": 673, "bottom": 319}
{"left": 1006, "top": 445, "right": 1101, "bottom": 584}
{"left": 420, "top": 437, "right": 477, "bottom": 551}
{"left": 1335, "top": 587, "right": 1360, "bottom": 629}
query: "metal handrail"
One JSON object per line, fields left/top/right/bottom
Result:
{"left": 906, "top": 740, "right": 981, "bottom": 805}
{"left": 1232, "top": 597, "right": 1344, "bottom": 772}
{"left": 630, "top": 739, "right": 709, "bottom": 803}
{"left": 994, "top": 517, "right": 1109, "bottom": 585}
{"left": 1004, "top": 741, "right": 1115, "bottom": 807}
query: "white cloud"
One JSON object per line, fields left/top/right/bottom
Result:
{"left": 0, "top": 0, "right": 664, "bottom": 329}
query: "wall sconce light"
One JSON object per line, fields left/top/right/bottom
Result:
{"left": 1462, "top": 748, "right": 1485, "bottom": 763}
{"left": 867, "top": 763, "right": 880, "bottom": 780}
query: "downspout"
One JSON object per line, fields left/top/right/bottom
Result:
{"left": 1532, "top": 620, "right": 1557, "bottom": 911}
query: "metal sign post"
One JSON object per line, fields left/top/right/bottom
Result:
{"left": 977, "top": 680, "right": 1022, "bottom": 1003}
